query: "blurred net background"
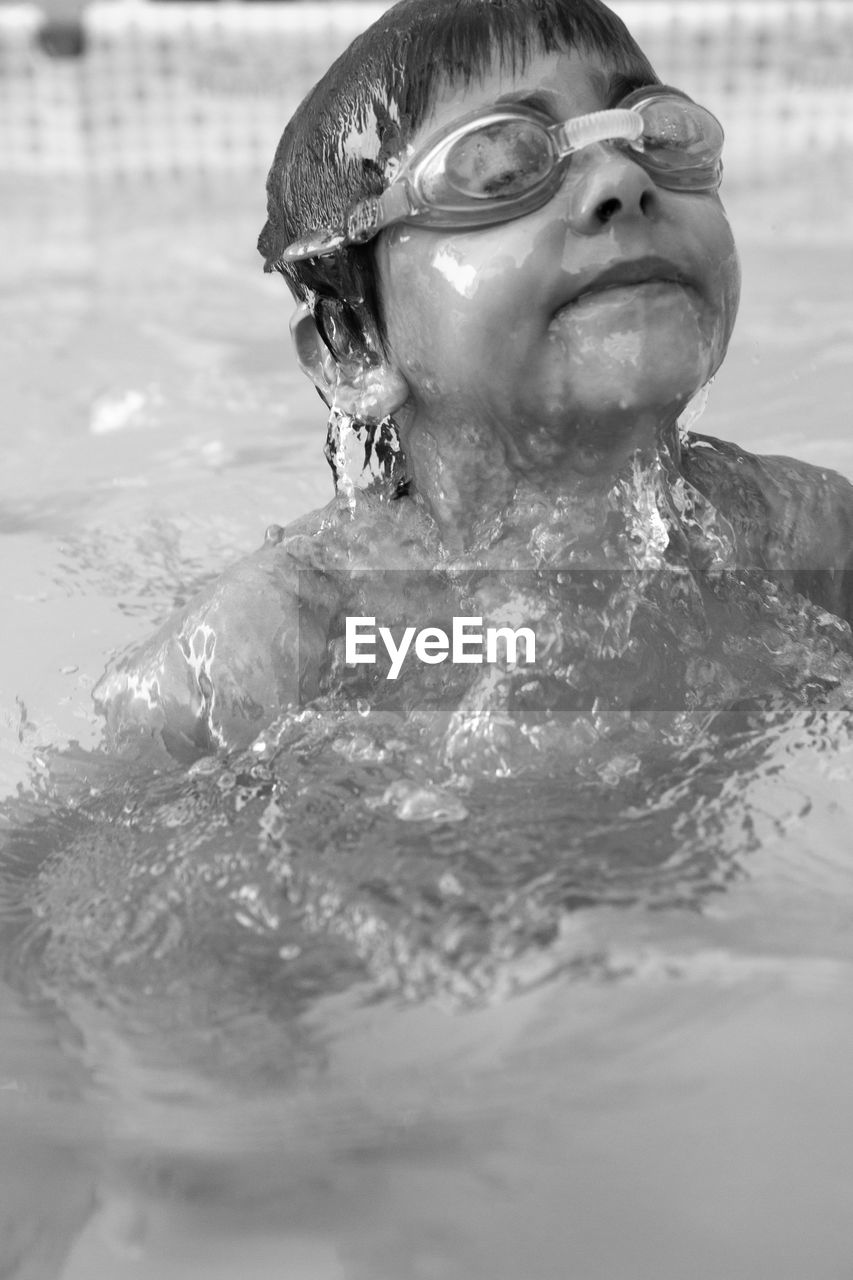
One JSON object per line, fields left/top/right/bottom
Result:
{"left": 1, "top": 0, "right": 852, "bottom": 184}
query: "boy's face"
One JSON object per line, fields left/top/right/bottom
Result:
{"left": 374, "top": 46, "right": 741, "bottom": 472}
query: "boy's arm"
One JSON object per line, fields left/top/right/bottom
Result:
{"left": 685, "top": 433, "right": 853, "bottom": 625}
{"left": 93, "top": 538, "right": 336, "bottom": 760}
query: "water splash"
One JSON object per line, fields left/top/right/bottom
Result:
{"left": 677, "top": 378, "right": 714, "bottom": 443}
{"left": 324, "top": 409, "right": 409, "bottom": 508}
{"left": 11, "top": 679, "right": 852, "bottom": 1019}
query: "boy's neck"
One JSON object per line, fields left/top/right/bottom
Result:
{"left": 402, "top": 410, "right": 689, "bottom": 562}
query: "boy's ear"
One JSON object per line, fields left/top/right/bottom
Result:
{"left": 289, "top": 303, "right": 409, "bottom": 424}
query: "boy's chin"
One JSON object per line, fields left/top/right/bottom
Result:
{"left": 557, "top": 341, "right": 715, "bottom": 421}
{"left": 546, "top": 298, "right": 722, "bottom": 419}
{"left": 544, "top": 371, "right": 709, "bottom": 436}
{"left": 588, "top": 374, "right": 703, "bottom": 419}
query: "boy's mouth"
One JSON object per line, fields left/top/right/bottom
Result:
{"left": 563, "top": 256, "right": 693, "bottom": 309}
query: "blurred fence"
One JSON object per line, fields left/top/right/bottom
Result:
{"left": 1, "top": 0, "right": 852, "bottom": 181}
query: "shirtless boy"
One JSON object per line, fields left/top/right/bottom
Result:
{"left": 95, "top": 0, "right": 853, "bottom": 762}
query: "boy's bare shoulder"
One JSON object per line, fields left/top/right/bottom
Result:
{"left": 683, "top": 431, "right": 853, "bottom": 624}
{"left": 94, "top": 495, "right": 434, "bottom": 760}
{"left": 683, "top": 431, "right": 853, "bottom": 568}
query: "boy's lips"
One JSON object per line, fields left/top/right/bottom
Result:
{"left": 561, "top": 256, "right": 694, "bottom": 309}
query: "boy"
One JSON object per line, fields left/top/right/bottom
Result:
{"left": 95, "top": 0, "right": 853, "bottom": 763}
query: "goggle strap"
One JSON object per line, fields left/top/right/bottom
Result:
{"left": 282, "top": 228, "right": 347, "bottom": 262}
{"left": 282, "top": 182, "right": 415, "bottom": 261}
{"left": 346, "top": 182, "right": 415, "bottom": 245}
{"left": 555, "top": 107, "right": 644, "bottom": 156}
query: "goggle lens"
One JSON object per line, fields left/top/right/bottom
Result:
{"left": 623, "top": 91, "right": 724, "bottom": 188}
{"left": 442, "top": 119, "right": 553, "bottom": 201}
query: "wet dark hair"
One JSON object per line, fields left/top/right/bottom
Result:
{"left": 257, "top": 0, "right": 658, "bottom": 362}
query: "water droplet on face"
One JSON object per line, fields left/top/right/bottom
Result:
{"left": 438, "top": 871, "right": 464, "bottom": 897}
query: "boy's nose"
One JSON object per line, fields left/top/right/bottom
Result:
{"left": 567, "top": 144, "right": 659, "bottom": 235}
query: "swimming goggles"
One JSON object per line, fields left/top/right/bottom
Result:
{"left": 283, "top": 87, "right": 724, "bottom": 263}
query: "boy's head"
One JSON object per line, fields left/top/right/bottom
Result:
{"left": 259, "top": 0, "right": 655, "bottom": 336}
{"left": 259, "top": 0, "right": 740, "bottom": 474}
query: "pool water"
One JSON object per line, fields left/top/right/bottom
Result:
{"left": 2, "top": 173, "right": 853, "bottom": 1278}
